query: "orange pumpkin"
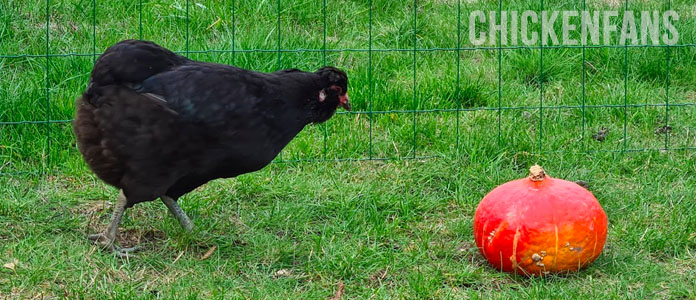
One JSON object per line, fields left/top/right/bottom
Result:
{"left": 473, "top": 165, "right": 608, "bottom": 275}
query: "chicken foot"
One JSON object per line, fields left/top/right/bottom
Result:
{"left": 88, "top": 189, "right": 141, "bottom": 257}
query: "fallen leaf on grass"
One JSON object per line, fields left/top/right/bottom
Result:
{"left": 593, "top": 127, "right": 609, "bottom": 142}
{"left": 3, "top": 259, "right": 18, "bottom": 272}
{"left": 330, "top": 281, "right": 344, "bottom": 300}
{"left": 275, "top": 269, "right": 292, "bottom": 277}
{"left": 200, "top": 245, "right": 217, "bottom": 260}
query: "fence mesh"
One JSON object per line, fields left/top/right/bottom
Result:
{"left": 1, "top": 0, "right": 695, "bottom": 176}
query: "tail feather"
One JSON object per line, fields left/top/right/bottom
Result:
{"left": 74, "top": 85, "right": 182, "bottom": 188}
{"left": 73, "top": 96, "right": 125, "bottom": 187}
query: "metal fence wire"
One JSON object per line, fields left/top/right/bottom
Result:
{"left": 0, "top": 0, "right": 695, "bottom": 176}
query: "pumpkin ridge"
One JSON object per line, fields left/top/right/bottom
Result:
{"left": 553, "top": 222, "right": 559, "bottom": 269}
{"left": 480, "top": 220, "right": 490, "bottom": 261}
{"left": 489, "top": 221, "right": 507, "bottom": 246}
{"left": 592, "top": 219, "right": 598, "bottom": 259}
{"left": 511, "top": 226, "right": 520, "bottom": 270}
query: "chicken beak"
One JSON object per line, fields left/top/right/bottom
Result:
{"left": 339, "top": 94, "right": 351, "bottom": 111}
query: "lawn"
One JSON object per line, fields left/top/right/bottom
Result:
{"left": 1, "top": 0, "right": 696, "bottom": 298}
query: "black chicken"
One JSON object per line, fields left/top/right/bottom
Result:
{"left": 73, "top": 39, "right": 350, "bottom": 256}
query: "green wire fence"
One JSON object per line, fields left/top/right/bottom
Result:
{"left": 0, "top": 0, "right": 695, "bottom": 177}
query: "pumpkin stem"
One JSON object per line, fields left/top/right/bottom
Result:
{"left": 529, "top": 165, "right": 546, "bottom": 182}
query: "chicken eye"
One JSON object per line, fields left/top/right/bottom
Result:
{"left": 331, "top": 85, "right": 342, "bottom": 94}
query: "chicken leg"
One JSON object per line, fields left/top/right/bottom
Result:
{"left": 88, "top": 189, "right": 140, "bottom": 257}
{"left": 161, "top": 196, "right": 194, "bottom": 232}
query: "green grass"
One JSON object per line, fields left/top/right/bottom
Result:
{"left": 1, "top": 0, "right": 696, "bottom": 298}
